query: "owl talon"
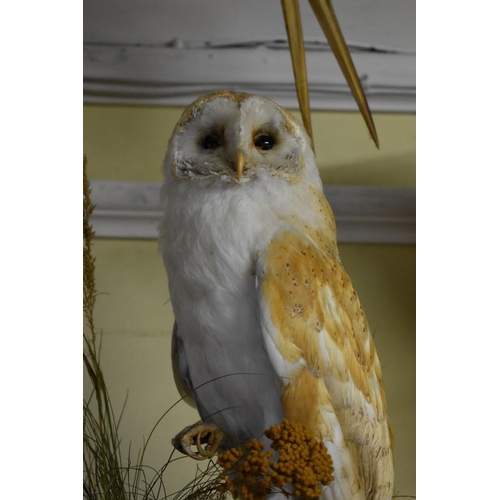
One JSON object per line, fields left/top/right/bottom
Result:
{"left": 172, "top": 422, "right": 224, "bottom": 460}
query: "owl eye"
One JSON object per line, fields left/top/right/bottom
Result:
{"left": 254, "top": 134, "right": 275, "bottom": 151}
{"left": 200, "top": 134, "right": 221, "bottom": 150}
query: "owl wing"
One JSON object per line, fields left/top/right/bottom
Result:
{"left": 256, "top": 229, "right": 393, "bottom": 500}
{"left": 171, "top": 321, "right": 196, "bottom": 408}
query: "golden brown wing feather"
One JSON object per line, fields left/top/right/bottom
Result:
{"left": 257, "top": 229, "right": 393, "bottom": 499}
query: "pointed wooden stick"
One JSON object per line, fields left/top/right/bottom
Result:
{"left": 280, "top": 0, "right": 314, "bottom": 151}
{"left": 308, "top": 0, "right": 379, "bottom": 148}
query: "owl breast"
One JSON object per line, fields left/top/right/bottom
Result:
{"left": 160, "top": 172, "right": 294, "bottom": 444}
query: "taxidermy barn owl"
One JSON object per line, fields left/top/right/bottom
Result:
{"left": 158, "top": 90, "right": 394, "bottom": 499}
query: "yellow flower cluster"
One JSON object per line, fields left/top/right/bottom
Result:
{"left": 217, "top": 419, "right": 334, "bottom": 500}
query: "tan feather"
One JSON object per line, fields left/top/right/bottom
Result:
{"left": 258, "top": 227, "right": 393, "bottom": 498}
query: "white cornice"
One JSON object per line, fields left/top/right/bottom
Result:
{"left": 84, "top": 0, "right": 415, "bottom": 111}
{"left": 83, "top": 44, "right": 415, "bottom": 113}
{"left": 89, "top": 181, "right": 415, "bottom": 244}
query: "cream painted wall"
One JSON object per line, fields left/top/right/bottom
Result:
{"left": 83, "top": 105, "right": 415, "bottom": 187}
{"left": 83, "top": 104, "right": 415, "bottom": 497}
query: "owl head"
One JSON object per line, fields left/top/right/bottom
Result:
{"left": 163, "top": 91, "right": 317, "bottom": 184}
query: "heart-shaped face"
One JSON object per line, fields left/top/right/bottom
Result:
{"left": 165, "top": 91, "right": 311, "bottom": 183}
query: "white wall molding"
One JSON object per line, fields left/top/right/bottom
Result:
{"left": 83, "top": 0, "right": 415, "bottom": 112}
{"left": 89, "top": 181, "right": 415, "bottom": 244}
{"left": 84, "top": 44, "right": 415, "bottom": 112}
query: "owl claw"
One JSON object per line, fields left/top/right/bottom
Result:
{"left": 172, "top": 422, "right": 224, "bottom": 460}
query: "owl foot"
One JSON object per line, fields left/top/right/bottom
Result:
{"left": 172, "top": 422, "right": 224, "bottom": 460}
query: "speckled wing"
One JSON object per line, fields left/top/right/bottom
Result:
{"left": 256, "top": 229, "right": 394, "bottom": 500}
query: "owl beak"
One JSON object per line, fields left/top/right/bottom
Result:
{"left": 235, "top": 152, "right": 245, "bottom": 181}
